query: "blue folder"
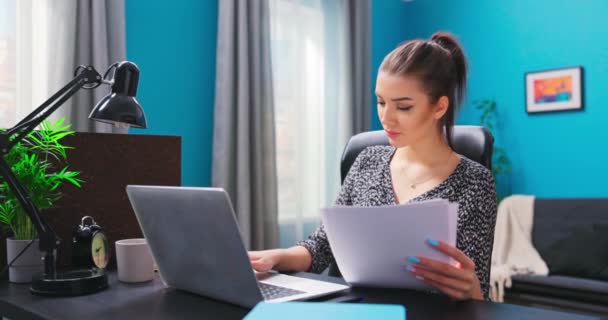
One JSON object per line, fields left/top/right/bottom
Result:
{"left": 244, "top": 302, "right": 406, "bottom": 320}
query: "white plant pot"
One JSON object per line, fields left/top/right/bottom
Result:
{"left": 6, "top": 238, "right": 44, "bottom": 283}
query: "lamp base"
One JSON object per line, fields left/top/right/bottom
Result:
{"left": 30, "top": 269, "right": 108, "bottom": 296}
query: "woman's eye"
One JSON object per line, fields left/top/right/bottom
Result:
{"left": 377, "top": 102, "right": 386, "bottom": 107}
{"left": 397, "top": 106, "right": 413, "bottom": 111}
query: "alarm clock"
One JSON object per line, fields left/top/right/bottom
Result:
{"left": 71, "top": 216, "right": 110, "bottom": 270}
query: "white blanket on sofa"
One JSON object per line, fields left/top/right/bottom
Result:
{"left": 490, "top": 195, "right": 549, "bottom": 302}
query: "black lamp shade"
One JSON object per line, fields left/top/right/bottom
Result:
{"left": 90, "top": 94, "right": 147, "bottom": 128}
{"left": 89, "top": 61, "right": 147, "bottom": 128}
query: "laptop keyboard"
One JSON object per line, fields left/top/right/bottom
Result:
{"left": 259, "top": 282, "right": 305, "bottom": 300}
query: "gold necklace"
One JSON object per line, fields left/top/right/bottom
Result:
{"left": 400, "top": 168, "right": 436, "bottom": 189}
{"left": 393, "top": 152, "right": 457, "bottom": 189}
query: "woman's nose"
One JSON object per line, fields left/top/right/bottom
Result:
{"left": 380, "top": 105, "right": 396, "bottom": 124}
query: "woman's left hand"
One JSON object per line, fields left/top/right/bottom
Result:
{"left": 406, "top": 239, "right": 483, "bottom": 301}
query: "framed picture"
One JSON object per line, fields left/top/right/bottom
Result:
{"left": 525, "top": 66, "right": 583, "bottom": 114}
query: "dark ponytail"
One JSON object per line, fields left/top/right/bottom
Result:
{"left": 379, "top": 31, "right": 468, "bottom": 149}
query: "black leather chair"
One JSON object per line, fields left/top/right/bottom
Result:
{"left": 327, "top": 125, "right": 495, "bottom": 277}
{"left": 340, "top": 125, "right": 494, "bottom": 183}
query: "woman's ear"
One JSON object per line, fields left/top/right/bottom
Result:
{"left": 433, "top": 96, "right": 449, "bottom": 120}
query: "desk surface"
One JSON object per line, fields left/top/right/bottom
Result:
{"left": 0, "top": 272, "right": 603, "bottom": 320}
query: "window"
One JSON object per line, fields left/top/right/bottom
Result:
{"left": 0, "top": 0, "right": 16, "bottom": 129}
{"left": 269, "top": 0, "right": 351, "bottom": 247}
{"left": 0, "top": 0, "right": 75, "bottom": 130}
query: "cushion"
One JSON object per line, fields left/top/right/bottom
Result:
{"left": 541, "top": 223, "right": 608, "bottom": 281}
{"left": 532, "top": 198, "right": 608, "bottom": 255}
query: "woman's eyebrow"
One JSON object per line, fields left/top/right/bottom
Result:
{"left": 391, "top": 96, "right": 413, "bottom": 101}
{"left": 375, "top": 94, "right": 413, "bottom": 101}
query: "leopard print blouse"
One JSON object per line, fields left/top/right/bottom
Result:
{"left": 297, "top": 145, "right": 498, "bottom": 300}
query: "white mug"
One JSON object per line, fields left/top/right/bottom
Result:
{"left": 115, "top": 238, "right": 155, "bottom": 283}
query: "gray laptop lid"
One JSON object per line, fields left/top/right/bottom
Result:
{"left": 126, "top": 185, "right": 263, "bottom": 307}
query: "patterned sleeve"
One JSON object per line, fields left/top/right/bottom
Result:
{"left": 296, "top": 148, "right": 368, "bottom": 273}
{"left": 460, "top": 168, "right": 498, "bottom": 300}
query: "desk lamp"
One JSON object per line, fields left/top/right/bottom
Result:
{"left": 0, "top": 61, "right": 147, "bottom": 296}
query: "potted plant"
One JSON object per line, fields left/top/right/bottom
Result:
{"left": 0, "top": 118, "right": 83, "bottom": 283}
{"left": 474, "top": 99, "right": 512, "bottom": 203}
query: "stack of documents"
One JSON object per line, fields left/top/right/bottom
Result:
{"left": 320, "top": 199, "right": 458, "bottom": 290}
{"left": 244, "top": 302, "right": 406, "bottom": 320}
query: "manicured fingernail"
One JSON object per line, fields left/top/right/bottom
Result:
{"left": 415, "top": 275, "right": 424, "bottom": 281}
{"left": 427, "top": 239, "right": 440, "bottom": 247}
{"left": 406, "top": 265, "right": 416, "bottom": 272}
{"left": 407, "top": 256, "right": 420, "bottom": 264}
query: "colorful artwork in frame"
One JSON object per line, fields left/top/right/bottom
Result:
{"left": 525, "top": 66, "right": 583, "bottom": 114}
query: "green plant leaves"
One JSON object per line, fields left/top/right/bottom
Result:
{"left": 0, "top": 201, "right": 17, "bottom": 226}
{"left": 0, "top": 117, "right": 84, "bottom": 239}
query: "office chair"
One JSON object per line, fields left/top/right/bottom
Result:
{"left": 327, "top": 125, "right": 494, "bottom": 277}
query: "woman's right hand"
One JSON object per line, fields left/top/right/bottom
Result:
{"left": 248, "top": 249, "right": 285, "bottom": 272}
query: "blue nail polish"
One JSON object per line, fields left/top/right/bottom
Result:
{"left": 407, "top": 256, "right": 420, "bottom": 264}
{"left": 406, "top": 265, "right": 416, "bottom": 272}
{"left": 427, "top": 239, "right": 440, "bottom": 247}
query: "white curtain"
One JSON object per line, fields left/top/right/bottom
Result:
{"left": 269, "top": 0, "right": 351, "bottom": 246}
{"left": 14, "top": 0, "right": 76, "bottom": 127}
{"left": 0, "top": 0, "right": 17, "bottom": 129}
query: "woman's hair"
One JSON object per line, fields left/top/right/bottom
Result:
{"left": 379, "top": 32, "right": 467, "bottom": 149}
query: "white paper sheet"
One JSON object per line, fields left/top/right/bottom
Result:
{"left": 320, "top": 199, "right": 458, "bottom": 291}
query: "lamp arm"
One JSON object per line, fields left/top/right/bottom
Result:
{"left": 3, "top": 66, "right": 102, "bottom": 152}
{"left": 0, "top": 65, "right": 103, "bottom": 276}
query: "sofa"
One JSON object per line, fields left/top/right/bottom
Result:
{"left": 504, "top": 198, "right": 608, "bottom": 317}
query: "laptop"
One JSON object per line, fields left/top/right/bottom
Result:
{"left": 125, "top": 185, "right": 349, "bottom": 308}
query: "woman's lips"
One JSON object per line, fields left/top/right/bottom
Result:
{"left": 385, "top": 130, "right": 400, "bottom": 138}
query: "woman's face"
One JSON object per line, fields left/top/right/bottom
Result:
{"left": 375, "top": 72, "right": 448, "bottom": 148}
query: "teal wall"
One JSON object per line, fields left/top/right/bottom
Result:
{"left": 370, "top": 0, "right": 410, "bottom": 130}
{"left": 125, "top": 0, "right": 218, "bottom": 187}
{"left": 371, "top": 0, "right": 608, "bottom": 197}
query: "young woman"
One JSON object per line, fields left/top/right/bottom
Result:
{"left": 249, "top": 32, "right": 498, "bottom": 301}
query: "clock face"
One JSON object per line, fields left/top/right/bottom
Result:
{"left": 91, "top": 232, "right": 109, "bottom": 269}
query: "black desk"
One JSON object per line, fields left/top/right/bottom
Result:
{"left": 0, "top": 272, "right": 603, "bottom": 320}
